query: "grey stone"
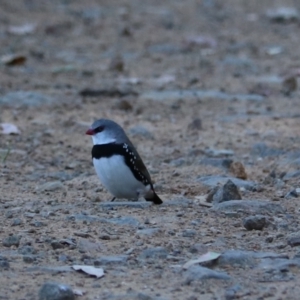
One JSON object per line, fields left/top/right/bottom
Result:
{"left": 0, "top": 256, "right": 9, "bottom": 270}
{"left": 139, "top": 247, "right": 168, "bottom": 260}
{"left": 147, "top": 43, "right": 183, "bottom": 54}
{"left": 224, "top": 284, "right": 242, "bottom": 300}
{"left": 189, "top": 243, "right": 208, "bottom": 254}
{"left": 266, "top": 7, "right": 299, "bottom": 23}
{"left": 197, "top": 175, "right": 256, "bottom": 191}
{"left": 211, "top": 200, "right": 285, "bottom": 215}
{"left": 258, "top": 258, "right": 300, "bottom": 272}
{"left": 243, "top": 215, "right": 267, "bottom": 230}
{"left": 107, "top": 217, "right": 140, "bottom": 227}
{"left": 182, "top": 229, "right": 197, "bottom": 237}
{"left": 39, "top": 282, "right": 74, "bottom": 300}
{"left": 162, "top": 198, "right": 194, "bottom": 206}
{"left": 129, "top": 126, "right": 153, "bottom": 139}
{"left": 184, "top": 266, "right": 230, "bottom": 284}
{"left": 0, "top": 91, "right": 56, "bottom": 107}
{"left": 217, "top": 250, "right": 256, "bottom": 267}
{"left": 109, "top": 291, "right": 155, "bottom": 300}
{"left": 36, "top": 181, "right": 64, "bottom": 192}
{"left": 140, "top": 90, "right": 264, "bottom": 103}
{"left": 287, "top": 234, "right": 300, "bottom": 247}
{"left": 137, "top": 228, "right": 160, "bottom": 236}
{"left": 251, "top": 143, "right": 284, "bottom": 158}
{"left": 67, "top": 214, "right": 140, "bottom": 227}
{"left": 169, "top": 157, "right": 187, "bottom": 167}
{"left": 51, "top": 241, "right": 66, "bottom": 250}
{"left": 199, "top": 158, "right": 233, "bottom": 169}
{"left": 23, "top": 255, "right": 36, "bottom": 263}
{"left": 94, "top": 255, "right": 128, "bottom": 266}
{"left": 18, "top": 245, "right": 37, "bottom": 255}
{"left": 283, "top": 171, "right": 300, "bottom": 180}
{"left": 46, "top": 172, "right": 75, "bottom": 181}
{"left": 11, "top": 218, "right": 22, "bottom": 226}
{"left": 204, "top": 148, "right": 235, "bottom": 157}
{"left": 2, "top": 235, "right": 21, "bottom": 247}
{"left": 79, "top": 86, "right": 137, "bottom": 98}
{"left": 221, "top": 56, "right": 257, "bottom": 75}
{"left": 208, "top": 180, "right": 242, "bottom": 204}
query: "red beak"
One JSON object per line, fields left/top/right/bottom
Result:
{"left": 86, "top": 128, "right": 95, "bottom": 135}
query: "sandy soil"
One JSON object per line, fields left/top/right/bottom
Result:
{"left": 1, "top": 0, "right": 300, "bottom": 299}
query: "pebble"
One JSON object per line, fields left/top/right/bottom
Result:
{"left": 36, "top": 181, "right": 64, "bottom": 192}
{"left": 182, "top": 229, "right": 196, "bottom": 237}
{"left": 266, "top": 7, "right": 299, "bottom": 23}
{"left": 217, "top": 250, "right": 256, "bottom": 267}
{"left": 285, "top": 189, "right": 299, "bottom": 198}
{"left": 137, "top": 228, "right": 160, "bottom": 236}
{"left": 199, "top": 158, "right": 233, "bottom": 169}
{"left": 211, "top": 200, "right": 285, "bottom": 215}
{"left": 198, "top": 175, "right": 256, "bottom": 191}
{"left": 204, "top": 148, "right": 235, "bottom": 157}
{"left": 243, "top": 215, "right": 267, "bottom": 230}
{"left": 23, "top": 255, "right": 36, "bottom": 263}
{"left": 207, "top": 180, "right": 242, "bottom": 204}
{"left": 184, "top": 265, "right": 230, "bottom": 284}
{"left": 147, "top": 43, "right": 183, "bottom": 55}
{"left": 2, "top": 235, "right": 21, "bottom": 247}
{"left": 94, "top": 255, "right": 128, "bottom": 266}
{"left": 38, "top": 282, "right": 74, "bottom": 300}
{"left": 67, "top": 214, "right": 140, "bottom": 227}
{"left": 129, "top": 126, "right": 153, "bottom": 139}
{"left": 139, "top": 247, "right": 168, "bottom": 260}
{"left": 0, "top": 256, "right": 10, "bottom": 270}
{"left": 283, "top": 171, "right": 300, "bottom": 180}
{"left": 251, "top": 143, "right": 284, "bottom": 158}
{"left": 287, "top": 234, "right": 300, "bottom": 247}
{"left": 189, "top": 243, "right": 208, "bottom": 254}
{"left": 18, "top": 245, "right": 37, "bottom": 255}
{"left": 187, "top": 118, "right": 202, "bottom": 131}
{"left": 0, "top": 91, "right": 55, "bottom": 107}
{"left": 79, "top": 86, "right": 137, "bottom": 98}
{"left": 11, "top": 218, "right": 22, "bottom": 226}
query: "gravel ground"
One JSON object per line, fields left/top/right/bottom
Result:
{"left": 1, "top": 0, "right": 300, "bottom": 299}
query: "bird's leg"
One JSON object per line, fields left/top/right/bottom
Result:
{"left": 111, "top": 197, "right": 116, "bottom": 202}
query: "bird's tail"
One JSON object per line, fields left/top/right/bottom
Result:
{"left": 145, "top": 191, "right": 163, "bottom": 205}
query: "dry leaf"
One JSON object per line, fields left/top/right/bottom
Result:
{"left": 72, "top": 265, "right": 104, "bottom": 278}
{"left": 1, "top": 123, "right": 20, "bottom": 135}
{"left": 73, "top": 289, "right": 86, "bottom": 296}
{"left": 194, "top": 195, "right": 213, "bottom": 207}
{"left": 8, "top": 23, "right": 36, "bottom": 35}
{"left": 183, "top": 252, "right": 221, "bottom": 269}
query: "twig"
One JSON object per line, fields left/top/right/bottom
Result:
{"left": 2, "top": 146, "right": 11, "bottom": 163}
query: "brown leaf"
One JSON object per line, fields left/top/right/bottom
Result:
{"left": 230, "top": 161, "right": 248, "bottom": 180}
{"left": 1, "top": 54, "right": 26, "bottom": 66}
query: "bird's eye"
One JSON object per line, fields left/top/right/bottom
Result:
{"left": 94, "top": 125, "right": 104, "bottom": 133}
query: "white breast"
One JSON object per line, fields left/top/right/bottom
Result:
{"left": 93, "top": 155, "right": 149, "bottom": 199}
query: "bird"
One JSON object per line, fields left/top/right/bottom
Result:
{"left": 86, "top": 119, "right": 163, "bottom": 205}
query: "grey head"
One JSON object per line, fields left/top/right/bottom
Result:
{"left": 86, "top": 119, "right": 131, "bottom": 145}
